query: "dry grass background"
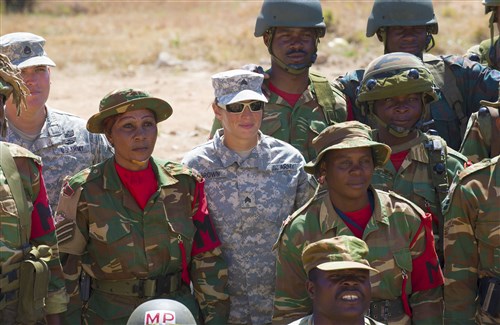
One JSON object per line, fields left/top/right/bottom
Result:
{"left": 0, "top": 0, "right": 491, "bottom": 160}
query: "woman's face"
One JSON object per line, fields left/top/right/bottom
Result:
{"left": 106, "top": 108, "right": 157, "bottom": 171}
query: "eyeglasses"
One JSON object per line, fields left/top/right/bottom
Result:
{"left": 218, "top": 101, "right": 265, "bottom": 113}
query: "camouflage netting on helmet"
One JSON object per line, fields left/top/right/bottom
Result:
{"left": 357, "top": 52, "right": 437, "bottom": 105}
{"left": 0, "top": 53, "right": 28, "bottom": 116}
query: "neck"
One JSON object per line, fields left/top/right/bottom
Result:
{"left": 329, "top": 192, "right": 370, "bottom": 213}
{"left": 378, "top": 127, "right": 418, "bottom": 147}
{"left": 269, "top": 62, "right": 310, "bottom": 94}
{"left": 5, "top": 103, "right": 46, "bottom": 135}
{"left": 223, "top": 134, "right": 258, "bottom": 152}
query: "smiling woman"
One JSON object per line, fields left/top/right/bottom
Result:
{"left": 54, "top": 88, "right": 229, "bottom": 324}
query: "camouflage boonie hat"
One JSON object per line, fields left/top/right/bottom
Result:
{"left": 212, "top": 69, "right": 267, "bottom": 105}
{"left": 302, "top": 236, "right": 378, "bottom": 275}
{"left": 87, "top": 88, "right": 173, "bottom": 133}
{"left": 0, "top": 32, "right": 56, "bottom": 68}
{"left": 304, "top": 121, "right": 391, "bottom": 174}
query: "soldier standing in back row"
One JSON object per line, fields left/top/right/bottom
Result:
{"left": 210, "top": 0, "right": 347, "bottom": 162}
{"left": 273, "top": 121, "right": 443, "bottom": 325}
{"left": 338, "top": 0, "right": 500, "bottom": 151}
{"left": 356, "top": 52, "right": 467, "bottom": 265}
{"left": 0, "top": 53, "right": 67, "bottom": 324}
{"left": 460, "top": 82, "right": 500, "bottom": 163}
{"left": 466, "top": 0, "right": 500, "bottom": 70}
{"left": 443, "top": 156, "right": 500, "bottom": 324}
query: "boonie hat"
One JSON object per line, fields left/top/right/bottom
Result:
{"left": 87, "top": 88, "right": 173, "bottom": 134}
{"left": 0, "top": 32, "right": 56, "bottom": 68}
{"left": 304, "top": 121, "right": 391, "bottom": 174}
{"left": 302, "top": 236, "right": 378, "bottom": 275}
{"left": 212, "top": 69, "right": 268, "bottom": 105}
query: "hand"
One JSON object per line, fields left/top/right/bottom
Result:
{"left": 241, "top": 64, "right": 270, "bottom": 79}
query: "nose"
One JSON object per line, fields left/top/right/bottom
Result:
{"left": 134, "top": 127, "right": 148, "bottom": 140}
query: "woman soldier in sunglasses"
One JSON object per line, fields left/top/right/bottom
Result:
{"left": 182, "top": 69, "right": 314, "bottom": 325}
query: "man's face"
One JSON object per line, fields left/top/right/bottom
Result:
{"left": 384, "top": 25, "right": 428, "bottom": 56}
{"left": 307, "top": 268, "right": 371, "bottom": 322}
{"left": 267, "top": 27, "right": 317, "bottom": 67}
{"left": 6, "top": 65, "right": 50, "bottom": 113}
{"left": 373, "top": 93, "right": 423, "bottom": 132}
{"left": 321, "top": 147, "right": 374, "bottom": 207}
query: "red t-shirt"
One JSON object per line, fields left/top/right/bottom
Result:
{"left": 343, "top": 204, "right": 372, "bottom": 239}
{"left": 115, "top": 161, "right": 158, "bottom": 210}
{"left": 390, "top": 150, "right": 410, "bottom": 171}
{"left": 269, "top": 82, "right": 302, "bottom": 107}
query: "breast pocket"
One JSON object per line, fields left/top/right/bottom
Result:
{"left": 88, "top": 218, "right": 133, "bottom": 270}
{"left": 475, "top": 210, "right": 500, "bottom": 272}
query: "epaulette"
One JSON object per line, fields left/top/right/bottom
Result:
{"left": 158, "top": 159, "right": 204, "bottom": 183}
{"left": 458, "top": 156, "right": 498, "bottom": 181}
{"left": 62, "top": 166, "right": 100, "bottom": 197}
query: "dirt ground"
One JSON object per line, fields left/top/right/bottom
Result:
{"left": 46, "top": 59, "right": 354, "bottom": 162}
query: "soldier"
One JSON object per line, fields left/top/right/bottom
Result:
{"left": 0, "top": 32, "right": 113, "bottom": 213}
{"left": 0, "top": 53, "right": 67, "bottom": 324}
{"left": 290, "top": 236, "right": 383, "bottom": 325}
{"left": 55, "top": 88, "right": 229, "bottom": 324}
{"left": 460, "top": 82, "right": 500, "bottom": 163}
{"left": 356, "top": 52, "right": 467, "bottom": 265}
{"left": 183, "top": 69, "right": 313, "bottom": 325}
{"left": 210, "top": 0, "right": 347, "bottom": 162}
{"left": 338, "top": 0, "right": 500, "bottom": 151}
{"left": 273, "top": 121, "right": 444, "bottom": 324}
{"left": 466, "top": 0, "right": 500, "bottom": 70}
{"left": 443, "top": 156, "right": 500, "bottom": 324}
{"left": 0, "top": 31, "right": 113, "bottom": 324}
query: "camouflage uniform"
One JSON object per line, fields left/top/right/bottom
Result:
{"left": 274, "top": 186, "right": 444, "bottom": 325}
{"left": 460, "top": 96, "right": 500, "bottom": 163}
{"left": 354, "top": 52, "right": 467, "bottom": 263}
{"left": 55, "top": 157, "right": 229, "bottom": 325}
{"left": 1, "top": 108, "right": 113, "bottom": 213}
{"left": 274, "top": 121, "right": 443, "bottom": 325}
{"left": 443, "top": 156, "right": 500, "bottom": 324}
{"left": 371, "top": 131, "right": 466, "bottom": 263}
{"left": 0, "top": 32, "right": 113, "bottom": 213}
{"left": 0, "top": 142, "right": 67, "bottom": 324}
{"left": 210, "top": 77, "right": 347, "bottom": 162}
{"left": 182, "top": 129, "right": 313, "bottom": 324}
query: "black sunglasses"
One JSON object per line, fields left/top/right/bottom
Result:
{"left": 218, "top": 101, "right": 265, "bottom": 113}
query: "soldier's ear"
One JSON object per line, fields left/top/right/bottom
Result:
{"left": 212, "top": 102, "right": 223, "bottom": 122}
{"left": 305, "top": 279, "right": 315, "bottom": 298}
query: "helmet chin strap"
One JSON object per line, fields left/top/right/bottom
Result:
{"left": 265, "top": 28, "right": 319, "bottom": 75}
{"left": 369, "top": 97, "right": 426, "bottom": 138}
